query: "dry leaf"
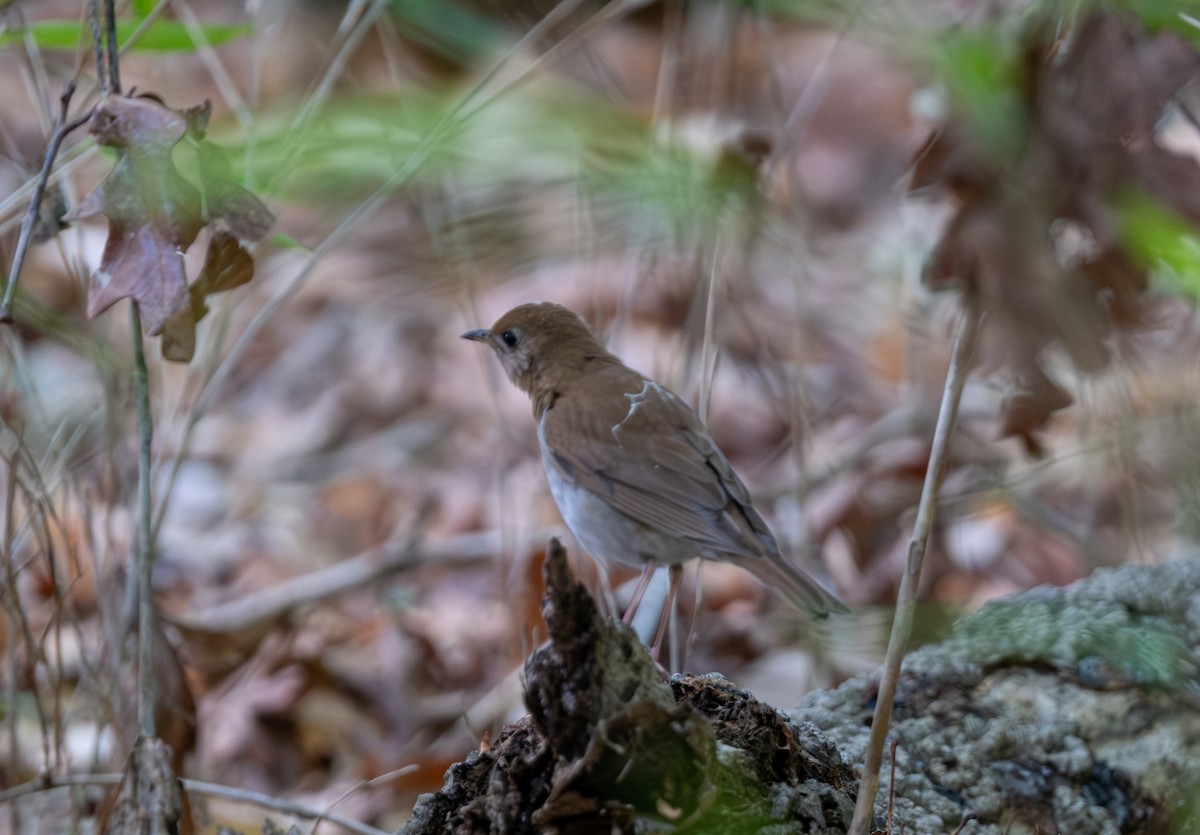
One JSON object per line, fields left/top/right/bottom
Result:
{"left": 915, "top": 12, "right": 1200, "bottom": 449}
{"left": 69, "top": 94, "right": 274, "bottom": 361}
{"left": 998, "top": 364, "right": 1073, "bottom": 458}
{"left": 68, "top": 96, "right": 203, "bottom": 334}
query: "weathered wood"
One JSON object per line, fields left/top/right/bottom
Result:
{"left": 403, "top": 549, "right": 1200, "bottom": 833}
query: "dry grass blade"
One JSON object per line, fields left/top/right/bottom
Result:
{"left": 848, "top": 305, "right": 981, "bottom": 834}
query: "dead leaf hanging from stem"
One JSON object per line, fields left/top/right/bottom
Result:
{"left": 68, "top": 94, "right": 273, "bottom": 362}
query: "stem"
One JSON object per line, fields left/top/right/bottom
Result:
{"left": 847, "top": 305, "right": 982, "bottom": 834}
{"left": 0, "top": 773, "right": 392, "bottom": 835}
{"left": 89, "top": 0, "right": 156, "bottom": 739}
{"left": 89, "top": 0, "right": 107, "bottom": 96}
{"left": 130, "top": 304, "right": 156, "bottom": 738}
{"left": 0, "top": 85, "right": 90, "bottom": 322}
{"left": 102, "top": 0, "right": 121, "bottom": 94}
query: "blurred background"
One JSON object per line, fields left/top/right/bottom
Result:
{"left": 1, "top": 0, "right": 1198, "bottom": 830}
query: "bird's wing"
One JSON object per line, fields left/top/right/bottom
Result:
{"left": 541, "top": 377, "right": 771, "bottom": 559}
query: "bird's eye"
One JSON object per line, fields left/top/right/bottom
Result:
{"left": 500, "top": 330, "right": 519, "bottom": 348}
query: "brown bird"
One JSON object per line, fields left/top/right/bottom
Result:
{"left": 464, "top": 302, "right": 847, "bottom": 633}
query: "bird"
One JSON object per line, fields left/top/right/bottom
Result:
{"left": 463, "top": 302, "right": 847, "bottom": 640}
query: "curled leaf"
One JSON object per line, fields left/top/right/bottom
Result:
{"left": 190, "top": 231, "right": 254, "bottom": 323}
{"left": 160, "top": 232, "right": 257, "bottom": 363}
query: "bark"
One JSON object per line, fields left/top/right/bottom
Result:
{"left": 402, "top": 545, "right": 1200, "bottom": 834}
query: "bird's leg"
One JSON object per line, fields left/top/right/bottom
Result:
{"left": 650, "top": 564, "right": 684, "bottom": 662}
{"left": 622, "top": 560, "right": 659, "bottom": 625}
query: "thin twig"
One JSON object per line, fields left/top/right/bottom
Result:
{"left": 173, "top": 0, "right": 253, "bottom": 128}
{"left": 88, "top": 0, "right": 156, "bottom": 742}
{"left": 951, "top": 813, "right": 979, "bottom": 834}
{"left": 183, "top": 778, "right": 391, "bottom": 835}
{"left": 131, "top": 303, "right": 156, "bottom": 739}
{"left": 170, "top": 528, "right": 503, "bottom": 636}
{"left": 847, "top": 305, "right": 982, "bottom": 835}
{"left": 0, "top": 772, "right": 119, "bottom": 805}
{"left": 0, "top": 84, "right": 91, "bottom": 322}
{"left": 0, "top": 773, "right": 390, "bottom": 835}
{"left": 102, "top": 0, "right": 120, "bottom": 95}
{"left": 287, "top": 0, "right": 388, "bottom": 137}
{"left": 88, "top": 0, "right": 107, "bottom": 96}
{"left": 1, "top": 461, "right": 41, "bottom": 835}
{"left": 887, "top": 737, "right": 898, "bottom": 833}
{"left": 312, "top": 765, "right": 418, "bottom": 835}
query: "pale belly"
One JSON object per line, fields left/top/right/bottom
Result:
{"left": 541, "top": 447, "right": 696, "bottom": 569}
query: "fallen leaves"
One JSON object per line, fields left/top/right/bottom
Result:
{"left": 67, "top": 94, "right": 273, "bottom": 361}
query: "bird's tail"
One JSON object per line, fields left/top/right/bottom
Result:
{"left": 732, "top": 552, "right": 849, "bottom": 617}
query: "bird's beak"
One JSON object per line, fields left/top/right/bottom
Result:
{"left": 461, "top": 328, "right": 490, "bottom": 342}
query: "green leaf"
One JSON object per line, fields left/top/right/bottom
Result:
{"left": 932, "top": 28, "right": 1027, "bottom": 162}
{"left": 269, "top": 233, "right": 311, "bottom": 251}
{"left": 724, "top": 0, "right": 856, "bottom": 25}
{"left": 389, "top": 0, "right": 507, "bottom": 63}
{"left": 1115, "top": 190, "right": 1200, "bottom": 300}
{"left": 0, "top": 19, "right": 250, "bottom": 52}
{"left": 1118, "top": 0, "right": 1200, "bottom": 46}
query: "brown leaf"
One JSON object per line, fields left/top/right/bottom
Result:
{"left": 73, "top": 96, "right": 203, "bottom": 334}
{"left": 68, "top": 93, "right": 268, "bottom": 362}
{"left": 87, "top": 224, "right": 192, "bottom": 334}
{"left": 1035, "top": 13, "right": 1200, "bottom": 220}
{"left": 178, "top": 99, "right": 212, "bottom": 138}
{"left": 909, "top": 128, "right": 996, "bottom": 200}
{"left": 923, "top": 194, "right": 1110, "bottom": 373}
{"left": 998, "top": 364, "right": 1073, "bottom": 457}
{"left": 92, "top": 149, "right": 204, "bottom": 246}
{"left": 914, "top": 10, "right": 1200, "bottom": 404}
{"left": 160, "top": 308, "right": 197, "bottom": 363}
{"left": 190, "top": 231, "right": 255, "bottom": 323}
{"left": 158, "top": 233, "right": 257, "bottom": 363}
{"left": 89, "top": 95, "right": 187, "bottom": 150}
{"left": 1078, "top": 245, "right": 1146, "bottom": 327}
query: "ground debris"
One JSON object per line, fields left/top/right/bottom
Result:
{"left": 401, "top": 539, "right": 857, "bottom": 834}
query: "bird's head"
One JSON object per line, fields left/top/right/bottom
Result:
{"left": 462, "top": 302, "right": 607, "bottom": 397}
